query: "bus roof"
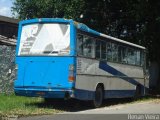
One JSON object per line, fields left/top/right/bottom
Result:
{"left": 19, "top": 18, "right": 146, "bottom": 50}
{"left": 75, "top": 22, "right": 146, "bottom": 50}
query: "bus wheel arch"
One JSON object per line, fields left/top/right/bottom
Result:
{"left": 92, "top": 83, "right": 104, "bottom": 108}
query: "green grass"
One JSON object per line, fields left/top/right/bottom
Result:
{"left": 133, "top": 95, "right": 160, "bottom": 103}
{"left": 0, "top": 94, "right": 63, "bottom": 118}
{"left": 0, "top": 93, "right": 160, "bottom": 119}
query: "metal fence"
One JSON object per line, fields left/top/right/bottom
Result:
{"left": 0, "top": 45, "right": 16, "bottom": 94}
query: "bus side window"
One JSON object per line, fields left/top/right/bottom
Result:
{"left": 140, "top": 51, "right": 144, "bottom": 66}
{"left": 107, "top": 42, "right": 112, "bottom": 61}
{"left": 101, "top": 41, "right": 107, "bottom": 60}
{"left": 77, "top": 34, "right": 83, "bottom": 56}
{"left": 112, "top": 43, "right": 118, "bottom": 62}
{"left": 127, "top": 48, "right": 135, "bottom": 65}
{"left": 83, "top": 36, "right": 95, "bottom": 58}
{"left": 118, "top": 46, "right": 123, "bottom": 63}
{"left": 121, "top": 47, "right": 128, "bottom": 64}
{"left": 135, "top": 50, "right": 141, "bottom": 66}
{"left": 96, "top": 40, "right": 101, "bottom": 59}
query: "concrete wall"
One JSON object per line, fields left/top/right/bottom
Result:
{"left": 0, "top": 45, "right": 16, "bottom": 94}
{"left": 0, "top": 16, "right": 18, "bottom": 94}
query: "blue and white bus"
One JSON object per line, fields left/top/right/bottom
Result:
{"left": 14, "top": 18, "right": 148, "bottom": 107}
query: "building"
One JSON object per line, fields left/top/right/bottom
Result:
{"left": 0, "top": 15, "right": 18, "bottom": 93}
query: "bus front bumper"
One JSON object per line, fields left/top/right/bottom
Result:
{"left": 14, "top": 87, "right": 74, "bottom": 99}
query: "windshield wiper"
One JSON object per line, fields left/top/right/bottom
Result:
{"left": 43, "top": 51, "right": 59, "bottom": 54}
{"left": 51, "top": 51, "right": 59, "bottom": 54}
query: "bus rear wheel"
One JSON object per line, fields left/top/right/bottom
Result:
{"left": 134, "top": 85, "right": 141, "bottom": 99}
{"left": 92, "top": 85, "right": 104, "bottom": 108}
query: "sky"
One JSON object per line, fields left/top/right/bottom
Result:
{"left": 0, "top": 0, "right": 13, "bottom": 17}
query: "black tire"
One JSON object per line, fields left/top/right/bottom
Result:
{"left": 134, "top": 85, "right": 141, "bottom": 99}
{"left": 92, "top": 85, "right": 104, "bottom": 108}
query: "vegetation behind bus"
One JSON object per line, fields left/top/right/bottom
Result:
{"left": 11, "top": 0, "right": 156, "bottom": 66}
{"left": 12, "top": 0, "right": 160, "bottom": 92}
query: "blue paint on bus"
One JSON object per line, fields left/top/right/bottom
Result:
{"left": 75, "top": 89, "right": 135, "bottom": 100}
{"left": 15, "top": 18, "right": 77, "bottom": 98}
{"left": 14, "top": 56, "right": 75, "bottom": 98}
{"left": 76, "top": 23, "right": 100, "bottom": 36}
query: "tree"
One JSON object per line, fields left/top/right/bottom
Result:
{"left": 12, "top": 0, "right": 84, "bottom": 20}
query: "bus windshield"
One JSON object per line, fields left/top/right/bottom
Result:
{"left": 18, "top": 23, "right": 70, "bottom": 56}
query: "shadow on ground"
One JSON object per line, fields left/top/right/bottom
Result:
{"left": 25, "top": 97, "right": 137, "bottom": 112}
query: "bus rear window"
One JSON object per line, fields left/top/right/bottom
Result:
{"left": 18, "top": 23, "right": 70, "bottom": 56}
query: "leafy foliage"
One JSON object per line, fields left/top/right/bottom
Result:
{"left": 12, "top": 0, "right": 84, "bottom": 20}
{"left": 12, "top": 0, "right": 160, "bottom": 62}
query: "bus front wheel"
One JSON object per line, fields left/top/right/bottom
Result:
{"left": 92, "top": 85, "right": 104, "bottom": 108}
